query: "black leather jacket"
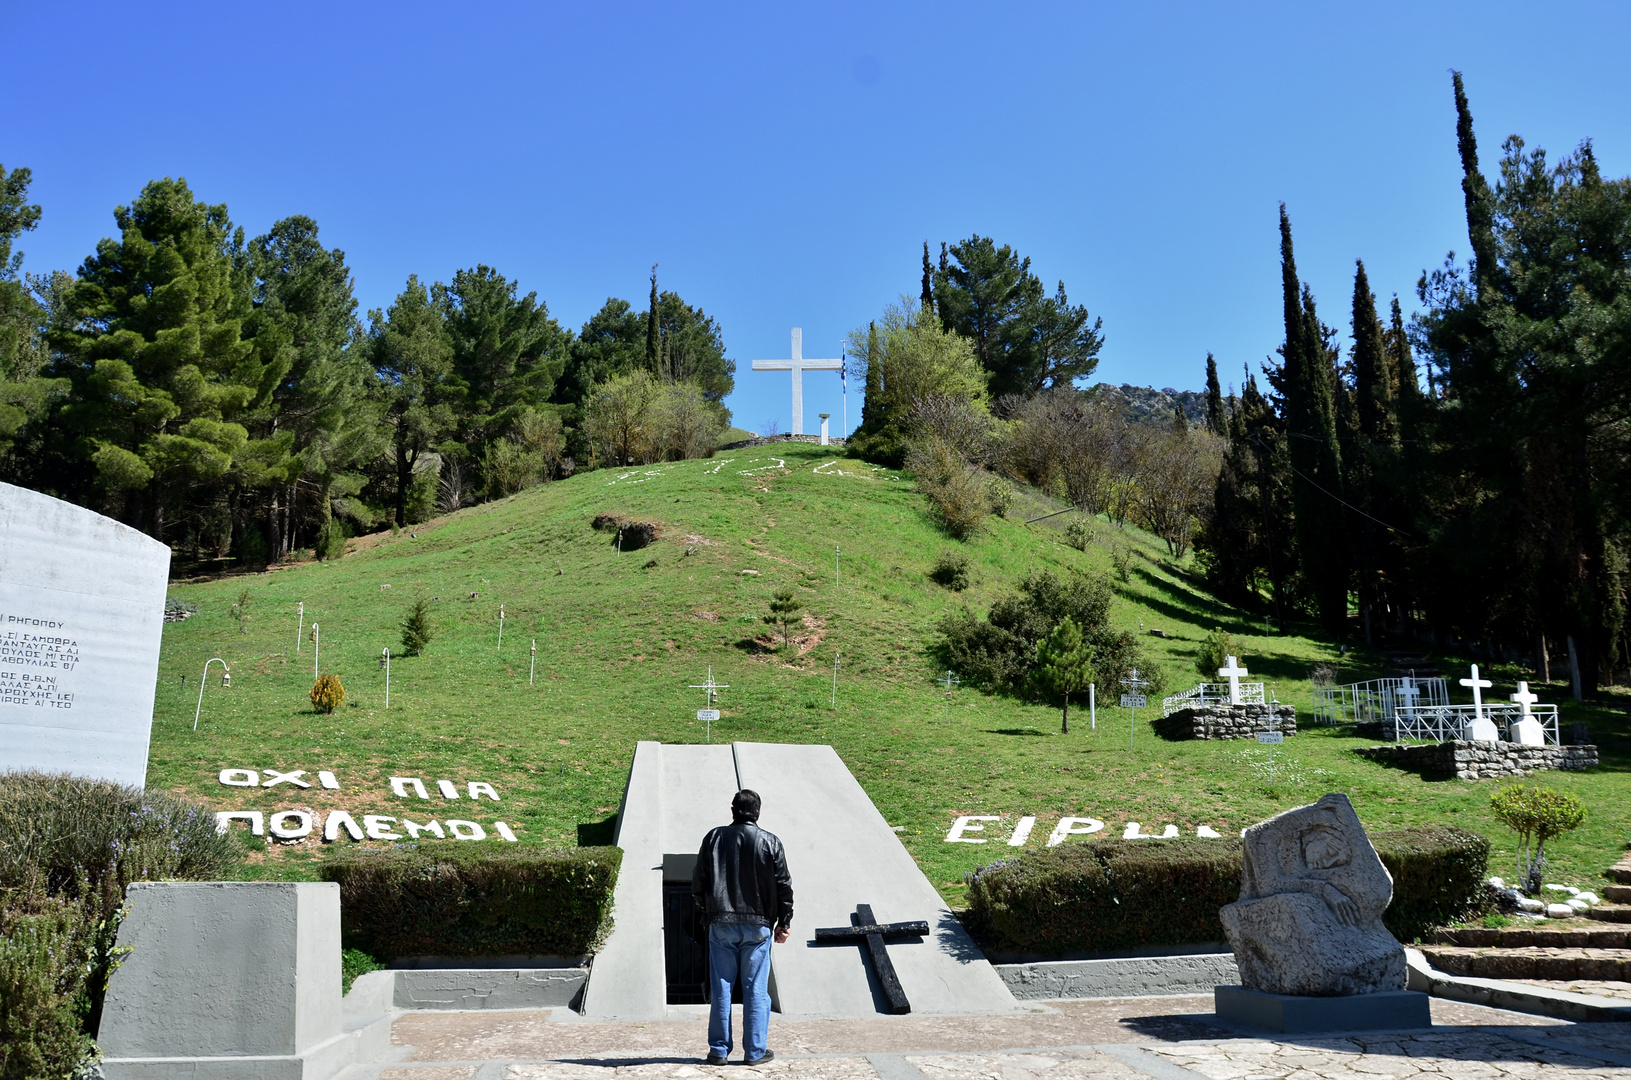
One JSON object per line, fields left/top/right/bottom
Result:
{"left": 692, "top": 820, "right": 794, "bottom": 930}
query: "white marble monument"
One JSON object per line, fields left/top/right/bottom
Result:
{"left": 751, "top": 328, "right": 842, "bottom": 436}
{"left": 1508, "top": 681, "right": 1545, "bottom": 746}
{"left": 0, "top": 482, "right": 170, "bottom": 787}
{"left": 1459, "top": 664, "right": 1500, "bottom": 742}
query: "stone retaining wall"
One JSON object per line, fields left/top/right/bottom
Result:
{"left": 718, "top": 433, "right": 847, "bottom": 451}
{"left": 1152, "top": 703, "right": 1297, "bottom": 741}
{"left": 1355, "top": 740, "right": 1598, "bottom": 780}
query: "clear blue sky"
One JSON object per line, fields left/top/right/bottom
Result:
{"left": 8, "top": 1, "right": 1629, "bottom": 436}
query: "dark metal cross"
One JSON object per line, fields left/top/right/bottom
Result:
{"left": 812, "top": 903, "right": 928, "bottom": 1014}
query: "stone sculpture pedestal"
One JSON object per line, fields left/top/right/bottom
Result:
{"left": 1216, "top": 985, "right": 1431, "bottom": 1033}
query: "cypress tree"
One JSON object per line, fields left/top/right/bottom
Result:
{"left": 1348, "top": 260, "right": 1397, "bottom": 643}
{"left": 1453, "top": 72, "right": 1500, "bottom": 300}
{"left": 645, "top": 264, "right": 659, "bottom": 371}
{"left": 1204, "top": 352, "right": 1225, "bottom": 433}
{"left": 921, "top": 241, "right": 935, "bottom": 313}
{"left": 1278, "top": 204, "right": 1348, "bottom": 636}
{"left": 1172, "top": 402, "right": 1188, "bottom": 434}
{"left": 858, "top": 320, "right": 882, "bottom": 432}
{"left": 1351, "top": 261, "right": 1393, "bottom": 446}
{"left": 1387, "top": 296, "right": 1418, "bottom": 403}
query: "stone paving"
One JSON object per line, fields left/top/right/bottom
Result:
{"left": 1512, "top": 981, "right": 1631, "bottom": 1002}
{"left": 361, "top": 997, "right": 1631, "bottom": 1080}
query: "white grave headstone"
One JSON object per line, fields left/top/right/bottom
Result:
{"left": 751, "top": 328, "right": 843, "bottom": 436}
{"left": 0, "top": 482, "right": 170, "bottom": 787}
{"left": 1509, "top": 680, "right": 1545, "bottom": 747}
{"left": 1460, "top": 664, "right": 1499, "bottom": 742}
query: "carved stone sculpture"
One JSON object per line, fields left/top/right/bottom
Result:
{"left": 1220, "top": 793, "right": 1405, "bottom": 996}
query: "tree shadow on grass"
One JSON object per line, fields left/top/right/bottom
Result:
{"left": 986, "top": 727, "right": 1049, "bottom": 737}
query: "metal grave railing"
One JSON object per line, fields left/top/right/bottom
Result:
{"left": 1161, "top": 681, "right": 1265, "bottom": 718}
{"left": 1390, "top": 703, "right": 1560, "bottom": 745}
{"left": 1310, "top": 676, "right": 1450, "bottom": 726}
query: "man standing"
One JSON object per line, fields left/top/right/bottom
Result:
{"left": 692, "top": 789, "right": 793, "bottom": 1066}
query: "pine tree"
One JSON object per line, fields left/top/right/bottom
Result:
{"left": 1031, "top": 617, "right": 1093, "bottom": 734}
{"left": 1204, "top": 353, "right": 1225, "bottom": 433}
{"left": 1278, "top": 205, "right": 1347, "bottom": 636}
{"left": 1347, "top": 260, "right": 1397, "bottom": 643}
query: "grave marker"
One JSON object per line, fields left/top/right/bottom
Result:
{"left": 812, "top": 903, "right": 928, "bottom": 1014}
{"left": 1459, "top": 664, "right": 1499, "bottom": 742}
{"left": 1218, "top": 655, "right": 1250, "bottom": 705}
{"left": 1509, "top": 680, "right": 1545, "bottom": 746}
{"left": 939, "top": 669, "right": 960, "bottom": 720}
{"left": 1121, "top": 668, "right": 1150, "bottom": 749}
{"left": 688, "top": 667, "right": 729, "bottom": 742}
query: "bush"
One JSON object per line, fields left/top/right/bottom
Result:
{"left": 311, "top": 674, "right": 345, "bottom": 714}
{"left": 341, "top": 948, "right": 384, "bottom": 995}
{"left": 0, "top": 906, "right": 95, "bottom": 1080}
{"left": 929, "top": 551, "right": 970, "bottom": 591}
{"left": 401, "top": 598, "right": 435, "bottom": 656}
{"left": 1490, "top": 785, "right": 1585, "bottom": 893}
{"left": 315, "top": 518, "right": 348, "bottom": 561}
{"left": 939, "top": 569, "right": 1148, "bottom": 695}
{"left": 321, "top": 846, "right": 622, "bottom": 960}
{"left": 1063, "top": 517, "right": 1094, "bottom": 552}
{"left": 965, "top": 825, "right": 1489, "bottom": 954}
{"left": 1195, "top": 628, "right": 1240, "bottom": 678}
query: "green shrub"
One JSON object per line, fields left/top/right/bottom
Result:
{"left": 321, "top": 845, "right": 622, "bottom": 960}
{"left": 315, "top": 518, "right": 348, "bottom": 561}
{"left": 965, "top": 825, "right": 1489, "bottom": 954}
{"left": 762, "top": 588, "right": 803, "bottom": 647}
{"left": 1063, "top": 517, "right": 1094, "bottom": 551}
{"left": 1490, "top": 784, "right": 1585, "bottom": 893}
{"left": 929, "top": 551, "right": 970, "bottom": 591}
{"left": 310, "top": 674, "right": 346, "bottom": 714}
{"left": 0, "top": 907, "right": 96, "bottom": 1080}
{"left": 1195, "top": 628, "right": 1239, "bottom": 678}
{"left": 341, "top": 948, "right": 384, "bottom": 995}
{"left": 401, "top": 598, "right": 435, "bottom": 656}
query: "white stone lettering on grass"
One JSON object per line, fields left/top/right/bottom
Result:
{"left": 390, "top": 776, "right": 429, "bottom": 799}
{"left": 1122, "top": 822, "right": 1177, "bottom": 839}
{"left": 215, "top": 810, "right": 264, "bottom": 836}
{"left": 324, "top": 810, "right": 364, "bottom": 841}
{"left": 494, "top": 822, "right": 518, "bottom": 842}
{"left": 446, "top": 819, "right": 486, "bottom": 840}
{"left": 403, "top": 819, "right": 444, "bottom": 839}
{"left": 363, "top": 815, "right": 403, "bottom": 840}
{"left": 261, "top": 769, "right": 310, "bottom": 789}
{"left": 738, "top": 458, "right": 787, "bottom": 476}
{"left": 318, "top": 771, "right": 339, "bottom": 789}
{"left": 946, "top": 816, "right": 1000, "bottom": 843}
{"left": 1197, "top": 826, "right": 1223, "bottom": 838}
{"left": 1047, "top": 818, "right": 1105, "bottom": 847}
{"left": 467, "top": 781, "right": 500, "bottom": 801}
{"left": 1007, "top": 816, "right": 1036, "bottom": 847}
{"left": 269, "top": 810, "right": 313, "bottom": 839}
{"left": 219, "top": 768, "right": 258, "bottom": 786}
{"left": 437, "top": 779, "right": 460, "bottom": 799}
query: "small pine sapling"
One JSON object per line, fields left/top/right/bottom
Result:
{"left": 1031, "top": 617, "right": 1094, "bottom": 734}
{"left": 231, "top": 588, "right": 252, "bottom": 634}
{"left": 401, "top": 598, "right": 435, "bottom": 656}
{"left": 763, "top": 588, "right": 803, "bottom": 648}
{"left": 310, "top": 674, "right": 345, "bottom": 714}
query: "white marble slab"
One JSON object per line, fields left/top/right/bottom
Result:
{"left": 0, "top": 482, "right": 170, "bottom": 787}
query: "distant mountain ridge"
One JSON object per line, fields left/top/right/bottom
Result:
{"left": 1089, "top": 383, "right": 1208, "bottom": 427}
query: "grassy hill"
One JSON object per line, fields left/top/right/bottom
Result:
{"left": 154, "top": 443, "right": 1630, "bottom": 904}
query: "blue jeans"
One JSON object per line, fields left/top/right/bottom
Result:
{"left": 707, "top": 922, "right": 772, "bottom": 1059}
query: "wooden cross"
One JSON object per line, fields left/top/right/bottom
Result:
{"left": 1216, "top": 654, "right": 1250, "bottom": 705}
{"left": 813, "top": 903, "right": 929, "bottom": 1014}
{"left": 751, "top": 328, "right": 843, "bottom": 435}
{"left": 1459, "top": 664, "right": 1493, "bottom": 719}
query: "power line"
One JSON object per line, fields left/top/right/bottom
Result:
{"left": 1252, "top": 436, "right": 1419, "bottom": 539}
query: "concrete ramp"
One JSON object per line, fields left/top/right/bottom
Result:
{"left": 580, "top": 741, "right": 1020, "bottom": 1019}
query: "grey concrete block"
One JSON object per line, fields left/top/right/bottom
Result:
{"left": 1214, "top": 984, "right": 1431, "bottom": 1033}
{"left": 100, "top": 882, "right": 356, "bottom": 1080}
{"left": 996, "top": 953, "right": 1239, "bottom": 1000}
{"left": 392, "top": 968, "right": 588, "bottom": 1010}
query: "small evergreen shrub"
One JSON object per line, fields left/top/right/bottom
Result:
{"left": 341, "top": 948, "right": 384, "bottom": 995}
{"left": 929, "top": 551, "right": 971, "bottom": 591}
{"left": 1195, "top": 628, "right": 1239, "bottom": 678}
{"left": 965, "top": 825, "right": 1489, "bottom": 953}
{"left": 321, "top": 845, "right": 622, "bottom": 960}
{"left": 1063, "top": 517, "right": 1094, "bottom": 551}
{"left": 311, "top": 674, "right": 346, "bottom": 714}
{"left": 0, "top": 906, "right": 95, "bottom": 1080}
{"left": 762, "top": 588, "right": 803, "bottom": 647}
{"left": 315, "top": 519, "right": 348, "bottom": 561}
{"left": 401, "top": 598, "right": 435, "bottom": 656}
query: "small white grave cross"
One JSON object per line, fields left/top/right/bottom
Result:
{"left": 688, "top": 666, "right": 730, "bottom": 742}
{"left": 1396, "top": 678, "right": 1421, "bottom": 709}
{"left": 1510, "top": 680, "right": 1539, "bottom": 719}
{"left": 939, "top": 670, "right": 960, "bottom": 720}
{"left": 751, "top": 328, "right": 843, "bottom": 436}
{"left": 1217, "top": 654, "right": 1250, "bottom": 705}
{"left": 1460, "top": 664, "right": 1493, "bottom": 719}
{"left": 1509, "top": 680, "right": 1546, "bottom": 747}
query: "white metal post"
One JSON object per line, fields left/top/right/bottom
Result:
{"left": 312, "top": 623, "right": 319, "bottom": 680}
{"left": 194, "top": 658, "right": 229, "bottom": 731}
{"left": 296, "top": 602, "right": 303, "bottom": 653}
{"left": 382, "top": 647, "right": 390, "bottom": 709}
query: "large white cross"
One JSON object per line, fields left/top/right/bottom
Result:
{"left": 1217, "top": 654, "right": 1249, "bottom": 705}
{"left": 751, "top": 328, "right": 842, "bottom": 436}
{"left": 1459, "top": 664, "right": 1493, "bottom": 719}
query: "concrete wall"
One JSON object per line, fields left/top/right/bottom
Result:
{"left": 99, "top": 882, "right": 370, "bottom": 1080}
{"left": 0, "top": 481, "right": 170, "bottom": 787}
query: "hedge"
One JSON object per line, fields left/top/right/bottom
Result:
{"left": 320, "top": 845, "right": 622, "bottom": 960}
{"left": 965, "top": 826, "right": 1488, "bottom": 954}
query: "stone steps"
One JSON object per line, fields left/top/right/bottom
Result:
{"left": 1429, "top": 926, "right": 1631, "bottom": 948}
{"left": 1590, "top": 904, "right": 1631, "bottom": 924}
{"left": 1419, "top": 945, "right": 1631, "bottom": 981}
{"left": 1607, "top": 857, "right": 1631, "bottom": 886}
{"left": 1604, "top": 884, "right": 1631, "bottom": 903}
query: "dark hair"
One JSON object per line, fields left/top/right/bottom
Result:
{"left": 732, "top": 789, "right": 761, "bottom": 823}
